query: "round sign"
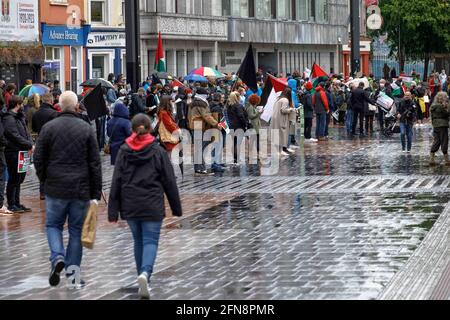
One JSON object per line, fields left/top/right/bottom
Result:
{"left": 367, "top": 13, "right": 383, "bottom": 30}
{"left": 367, "top": 5, "right": 381, "bottom": 15}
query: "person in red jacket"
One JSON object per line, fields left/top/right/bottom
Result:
{"left": 157, "top": 97, "right": 180, "bottom": 153}
{"left": 3, "top": 83, "right": 16, "bottom": 107}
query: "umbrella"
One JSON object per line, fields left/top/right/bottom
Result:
{"left": 80, "top": 78, "right": 114, "bottom": 89}
{"left": 81, "top": 84, "right": 108, "bottom": 120}
{"left": 18, "top": 84, "right": 50, "bottom": 97}
{"left": 188, "top": 67, "right": 225, "bottom": 78}
{"left": 154, "top": 72, "right": 173, "bottom": 80}
{"left": 184, "top": 74, "right": 208, "bottom": 83}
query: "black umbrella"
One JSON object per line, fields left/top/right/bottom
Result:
{"left": 81, "top": 84, "right": 108, "bottom": 121}
{"left": 80, "top": 78, "right": 114, "bottom": 89}
{"left": 154, "top": 72, "right": 173, "bottom": 80}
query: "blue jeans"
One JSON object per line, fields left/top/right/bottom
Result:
{"left": 127, "top": 220, "right": 163, "bottom": 278}
{"left": 346, "top": 109, "right": 354, "bottom": 133}
{"left": 46, "top": 196, "right": 90, "bottom": 269}
{"left": 315, "top": 113, "right": 327, "bottom": 138}
{"left": 400, "top": 123, "right": 413, "bottom": 151}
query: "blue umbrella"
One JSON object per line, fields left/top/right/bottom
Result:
{"left": 184, "top": 74, "right": 208, "bottom": 82}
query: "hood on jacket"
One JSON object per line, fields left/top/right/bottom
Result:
{"left": 113, "top": 102, "right": 130, "bottom": 118}
{"left": 123, "top": 134, "right": 158, "bottom": 165}
{"left": 288, "top": 79, "right": 298, "bottom": 92}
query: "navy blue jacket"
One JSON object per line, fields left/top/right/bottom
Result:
{"left": 107, "top": 103, "right": 132, "bottom": 165}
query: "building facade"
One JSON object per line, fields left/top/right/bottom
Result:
{"left": 40, "top": 0, "right": 90, "bottom": 93}
{"left": 84, "top": 0, "right": 126, "bottom": 80}
{"left": 139, "top": 0, "right": 350, "bottom": 79}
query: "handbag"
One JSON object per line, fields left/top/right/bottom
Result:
{"left": 81, "top": 201, "right": 98, "bottom": 249}
{"left": 368, "top": 104, "right": 378, "bottom": 112}
{"left": 159, "top": 120, "right": 180, "bottom": 144}
{"left": 104, "top": 121, "right": 120, "bottom": 154}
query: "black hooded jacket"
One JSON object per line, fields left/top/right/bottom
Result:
{"left": 175, "top": 87, "right": 189, "bottom": 129}
{"left": 108, "top": 141, "right": 182, "bottom": 222}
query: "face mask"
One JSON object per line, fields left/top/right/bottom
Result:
{"left": 380, "top": 84, "right": 385, "bottom": 88}
{"left": 188, "top": 94, "right": 193, "bottom": 98}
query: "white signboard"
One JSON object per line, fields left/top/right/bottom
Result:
{"left": 0, "top": 0, "right": 39, "bottom": 42}
{"left": 87, "top": 32, "right": 126, "bottom": 47}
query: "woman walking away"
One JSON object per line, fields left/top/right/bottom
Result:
{"left": 429, "top": 92, "right": 450, "bottom": 165}
{"left": 106, "top": 102, "right": 132, "bottom": 165}
{"left": 226, "top": 91, "right": 247, "bottom": 165}
{"left": 270, "top": 87, "right": 296, "bottom": 155}
{"left": 108, "top": 114, "right": 182, "bottom": 299}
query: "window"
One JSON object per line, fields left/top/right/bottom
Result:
{"left": 277, "top": 0, "right": 291, "bottom": 19}
{"left": 296, "top": 0, "right": 309, "bottom": 20}
{"left": 43, "top": 47, "right": 62, "bottom": 84}
{"left": 255, "top": 0, "right": 271, "bottom": 18}
{"left": 92, "top": 55, "right": 106, "bottom": 78}
{"left": 315, "top": 0, "right": 327, "bottom": 22}
{"left": 224, "top": 0, "right": 249, "bottom": 17}
{"left": 91, "top": 1, "right": 106, "bottom": 24}
{"left": 222, "top": 0, "right": 231, "bottom": 16}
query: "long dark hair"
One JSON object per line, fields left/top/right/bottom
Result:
{"left": 158, "top": 96, "right": 173, "bottom": 116}
{"left": 278, "top": 87, "right": 293, "bottom": 107}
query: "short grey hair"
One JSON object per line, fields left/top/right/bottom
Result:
{"left": 59, "top": 91, "right": 78, "bottom": 112}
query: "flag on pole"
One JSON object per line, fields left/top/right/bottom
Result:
{"left": 218, "top": 117, "right": 231, "bottom": 135}
{"left": 310, "top": 63, "right": 328, "bottom": 88}
{"left": 237, "top": 44, "right": 258, "bottom": 92}
{"left": 154, "top": 32, "right": 166, "bottom": 72}
{"left": 260, "top": 75, "right": 288, "bottom": 123}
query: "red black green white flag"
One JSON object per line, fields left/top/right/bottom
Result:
{"left": 154, "top": 32, "right": 166, "bottom": 72}
{"left": 310, "top": 63, "right": 328, "bottom": 88}
{"left": 260, "top": 75, "right": 288, "bottom": 123}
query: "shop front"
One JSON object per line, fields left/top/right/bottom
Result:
{"left": 41, "top": 24, "right": 91, "bottom": 93}
{"left": 86, "top": 30, "right": 126, "bottom": 80}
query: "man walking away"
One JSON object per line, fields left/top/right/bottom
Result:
{"left": 351, "top": 82, "right": 375, "bottom": 137}
{"left": 34, "top": 91, "right": 102, "bottom": 288}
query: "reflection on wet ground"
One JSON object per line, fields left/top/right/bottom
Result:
{"left": 0, "top": 125, "right": 449, "bottom": 300}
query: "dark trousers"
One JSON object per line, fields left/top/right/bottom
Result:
{"left": 325, "top": 113, "right": 330, "bottom": 136}
{"left": 5, "top": 152, "right": 26, "bottom": 207}
{"left": 352, "top": 108, "right": 365, "bottom": 135}
{"left": 365, "top": 115, "right": 374, "bottom": 134}
{"left": 0, "top": 152, "right": 5, "bottom": 207}
{"left": 431, "top": 127, "right": 449, "bottom": 155}
{"left": 304, "top": 118, "right": 313, "bottom": 139}
{"left": 378, "top": 109, "right": 385, "bottom": 129}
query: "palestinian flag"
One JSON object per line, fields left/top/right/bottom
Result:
{"left": 391, "top": 81, "right": 404, "bottom": 97}
{"left": 310, "top": 63, "right": 328, "bottom": 88}
{"left": 154, "top": 32, "right": 166, "bottom": 72}
{"left": 218, "top": 116, "right": 230, "bottom": 135}
{"left": 260, "top": 75, "right": 288, "bottom": 123}
{"left": 170, "top": 78, "right": 184, "bottom": 88}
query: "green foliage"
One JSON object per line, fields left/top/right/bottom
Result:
{"left": 375, "top": 0, "right": 450, "bottom": 61}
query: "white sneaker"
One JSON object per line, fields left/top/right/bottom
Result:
{"left": 310, "top": 138, "right": 319, "bottom": 142}
{"left": 287, "top": 148, "right": 296, "bottom": 153}
{"left": 289, "top": 145, "right": 300, "bottom": 149}
{"left": 281, "top": 151, "right": 290, "bottom": 156}
{"left": 0, "top": 205, "right": 13, "bottom": 215}
{"left": 138, "top": 272, "right": 150, "bottom": 299}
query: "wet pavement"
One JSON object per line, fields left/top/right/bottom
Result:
{"left": 1, "top": 123, "right": 449, "bottom": 300}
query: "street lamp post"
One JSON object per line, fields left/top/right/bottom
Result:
{"left": 125, "top": 0, "right": 141, "bottom": 92}
{"left": 350, "top": 0, "right": 361, "bottom": 76}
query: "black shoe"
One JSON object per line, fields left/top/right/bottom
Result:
{"left": 194, "top": 170, "right": 214, "bottom": 176}
{"left": 49, "top": 259, "right": 65, "bottom": 287}
{"left": 17, "top": 204, "right": 32, "bottom": 212}
{"left": 8, "top": 205, "right": 25, "bottom": 213}
{"left": 40, "top": 193, "right": 45, "bottom": 201}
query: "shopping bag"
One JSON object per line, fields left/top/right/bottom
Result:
{"left": 81, "top": 200, "right": 98, "bottom": 249}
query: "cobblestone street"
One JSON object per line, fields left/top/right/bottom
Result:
{"left": 1, "top": 126, "right": 449, "bottom": 300}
